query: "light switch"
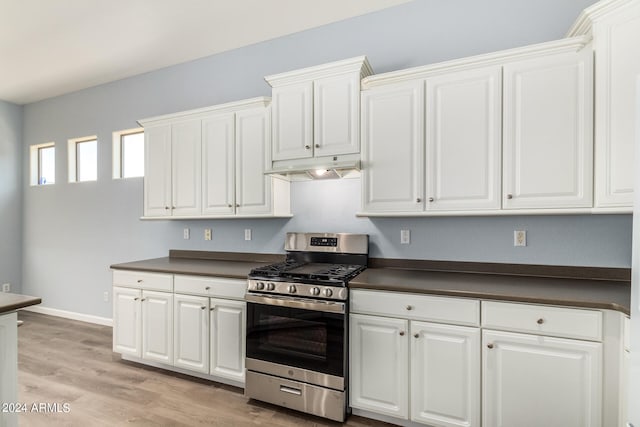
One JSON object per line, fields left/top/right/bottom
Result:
{"left": 400, "top": 229, "right": 410, "bottom": 244}
{"left": 244, "top": 229, "right": 252, "bottom": 241}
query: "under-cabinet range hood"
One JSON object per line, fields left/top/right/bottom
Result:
{"left": 265, "top": 158, "right": 361, "bottom": 181}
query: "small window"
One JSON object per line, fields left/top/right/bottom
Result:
{"left": 68, "top": 136, "right": 97, "bottom": 182}
{"left": 113, "top": 128, "right": 144, "bottom": 179}
{"left": 30, "top": 143, "right": 56, "bottom": 186}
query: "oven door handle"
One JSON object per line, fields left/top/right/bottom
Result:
{"left": 245, "top": 293, "right": 345, "bottom": 314}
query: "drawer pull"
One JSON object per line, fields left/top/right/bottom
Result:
{"left": 140, "top": 298, "right": 146, "bottom": 302}
{"left": 414, "top": 333, "right": 419, "bottom": 339}
{"left": 201, "top": 306, "right": 207, "bottom": 310}
{"left": 137, "top": 279, "right": 143, "bottom": 283}
{"left": 506, "top": 194, "right": 513, "bottom": 199}
{"left": 537, "top": 318, "right": 545, "bottom": 325}
{"left": 279, "top": 385, "right": 302, "bottom": 396}
{"left": 487, "top": 343, "right": 494, "bottom": 349}
{"left": 399, "top": 331, "right": 405, "bottom": 336}
{"left": 205, "top": 286, "right": 211, "bottom": 291}
{"left": 210, "top": 306, "right": 215, "bottom": 311}
{"left": 134, "top": 297, "right": 139, "bottom": 301}
{"left": 406, "top": 305, "right": 413, "bottom": 311}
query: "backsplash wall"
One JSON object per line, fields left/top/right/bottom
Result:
{"left": 20, "top": 0, "right": 623, "bottom": 320}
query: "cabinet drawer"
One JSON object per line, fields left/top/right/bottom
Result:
{"left": 174, "top": 275, "right": 246, "bottom": 299}
{"left": 481, "top": 301, "right": 602, "bottom": 341}
{"left": 350, "top": 290, "right": 479, "bottom": 326}
{"left": 112, "top": 270, "right": 173, "bottom": 291}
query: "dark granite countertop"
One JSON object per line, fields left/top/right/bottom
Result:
{"left": 350, "top": 268, "right": 631, "bottom": 315}
{"left": 110, "top": 250, "right": 631, "bottom": 315}
{"left": 0, "top": 293, "right": 41, "bottom": 315}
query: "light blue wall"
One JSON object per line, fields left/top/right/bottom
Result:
{"left": 21, "top": 0, "right": 628, "bottom": 319}
{"left": 0, "top": 100, "right": 23, "bottom": 293}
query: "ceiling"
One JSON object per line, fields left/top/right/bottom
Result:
{"left": 0, "top": 0, "right": 411, "bottom": 105}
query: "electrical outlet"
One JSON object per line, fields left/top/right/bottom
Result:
{"left": 514, "top": 230, "right": 527, "bottom": 247}
{"left": 400, "top": 229, "right": 411, "bottom": 244}
{"left": 2, "top": 283, "right": 10, "bottom": 293}
{"left": 244, "top": 229, "right": 252, "bottom": 241}
{"left": 103, "top": 291, "right": 109, "bottom": 302}
{"left": 183, "top": 228, "right": 190, "bottom": 240}
{"left": 204, "top": 228, "right": 212, "bottom": 241}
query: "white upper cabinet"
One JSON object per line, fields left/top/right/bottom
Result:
{"left": 314, "top": 73, "right": 361, "bottom": 157}
{"left": 266, "top": 56, "right": 373, "bottom": 166}
{"left": 569, "top": 0, "right": 640, "bottom": 208}
{"left": 235, "top": 107, "right": 272, "bottom": 216}
{"left": 139, "top": 97, "right": 290, "bottom": 219}
{"left": 360, "top": 36, "right": 593, "bottom": 216}
{"left": 361, "top": 81, "right": 425, "bottom": 213}
{"left": 143, "top": 124, "right": 171, "bottom": 217}
{"left": 271, "top": 82, "right": 313, "bottom": 160}
{"left": 202, "top": 113, "right": 235, "bottom": 216}
{"left": 171, "top": 118, "right": 202, "bottom": 216}
{"left": 503, "top": 46, "right": 593, "bottom": 209}
{"left": 425, "top": 66, "right": 502, "bottom": 211}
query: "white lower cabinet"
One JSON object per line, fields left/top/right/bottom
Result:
{"left": 174, "top": 294, "right": 209, "bottom": 373}
{"left": 209, "top": 298, "right": 246, "bottom": 382}
{"left": 482, "top": 330, "right": 602, "bottom": 427}
{"left": 112, "top": 270, "right": 246, "bottom": 386}
{"left": 350, "top": 314, "right": 409, "bottom": 418}
{"left": 113, "top": 286, "right": 173, "bottom": 364}
{"left": 350, "top": 290, "right": 480, "bottom": 427}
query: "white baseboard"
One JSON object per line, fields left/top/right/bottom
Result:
{"left": 22, "top": 305, "right": 112, "bottom": 327}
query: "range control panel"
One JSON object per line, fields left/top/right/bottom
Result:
{"left": 310, "top": 237, "right": 338, "bottom": 247}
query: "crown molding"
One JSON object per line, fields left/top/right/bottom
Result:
{"left": 362, "top": 36, "right": 591, "bottom": 90}
{"left": 138, "top": 96, "right": 271, "bottom": 126}
{"left": 567, "top": 0, "right": 640, "bottom": 36}
{"left": 264, "top": 55, "right": 373, "bottom": 87}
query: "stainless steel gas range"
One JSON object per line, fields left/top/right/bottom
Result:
{"left": 244, "top": 232, "right": 368, "bottom": 422}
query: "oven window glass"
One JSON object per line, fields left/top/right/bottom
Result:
{"left": 246, "top": 302, "right": 344, "bottom": 377}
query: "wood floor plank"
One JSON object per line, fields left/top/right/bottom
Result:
{"left": 17, "top": 311, "right": 393, "bottom": 426}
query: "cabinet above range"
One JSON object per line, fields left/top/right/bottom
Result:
{"left": 264, "top": 56, "right": 373, "bottom": 179}
{"left": 139, "top": 97, "right": 291, "bottom": 219}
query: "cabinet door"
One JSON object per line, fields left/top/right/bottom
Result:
{"left": 113, "top": 286, "right": 141, "bottom": 357}
{"left": 202, "top": 113, "right": 235, "bottom": 215}
{"left": 483, "top": 330, "right": 602, "bottom": 427}
{"left": 272, "top": 82, "right": 313, "bottom": 160}
{"left": 314, "top": 73, "right": 360, "bottom": 156}
{"left": 141, "top": 290, "right": 173, "bottom": 365}
{"left": 426, "top": 66, "right": 502, "bottom": 211}
{"left": 411, "top": 322, "right": 480, "bottom": 427}
{"left": 593, "top": 4, "right": 640, "bottom": 207}
{"left": 209, "top": 298, "right": 245, "bottom": 382}
{"left": 236, "top": 107, "right": 272, "bottom": 215}
{"left": 174, "top": 294, "right": 209, "bottom": 373}
{"left": 143, "top": 124, "right": 172, "bottom": 217}
{"left": 361, "top": 81, "right": 425, "bottom": 212}
{"left": 171, "top": 118, "right": 202, "bottom": 216}
{"left": 503, "top": 47, "right": 593, "bottom": 209}
{"left": 350, "top": 314, "right": 409, "bottom": 419}
{"left": 0, "top": 312, "right": 18, "bottom": 427}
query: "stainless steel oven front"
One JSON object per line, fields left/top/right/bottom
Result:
{"left": 245, "top": 293, "right": 348, "bottom": 422}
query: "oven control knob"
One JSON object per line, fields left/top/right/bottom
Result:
{"left": 311, "top": 287, "right": 321, "bottom": 296}
{"left": 256, "top": 282, "right": 265, "bottom": 290}
{"left": 266, "top": 282, "right": 275, "bottom": 291}
{"left": 287, "top": 285, "right": 297, "bottom": 294}
{"left": 323, "top": 288, "right": 333, "bottom": 297}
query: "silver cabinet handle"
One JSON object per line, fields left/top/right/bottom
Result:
{"left": 429, "top": 197, "right": 434, "bottom": 202}
{"left": 279, "top": 385, "right": 302, "bottom": 396}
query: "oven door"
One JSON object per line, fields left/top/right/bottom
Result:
{"left": 245, "top": 294, "right": 346, "bottom": 379}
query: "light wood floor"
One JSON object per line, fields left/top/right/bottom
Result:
{"left": 17, "top": 311, "right": 392, "bottom": 427}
